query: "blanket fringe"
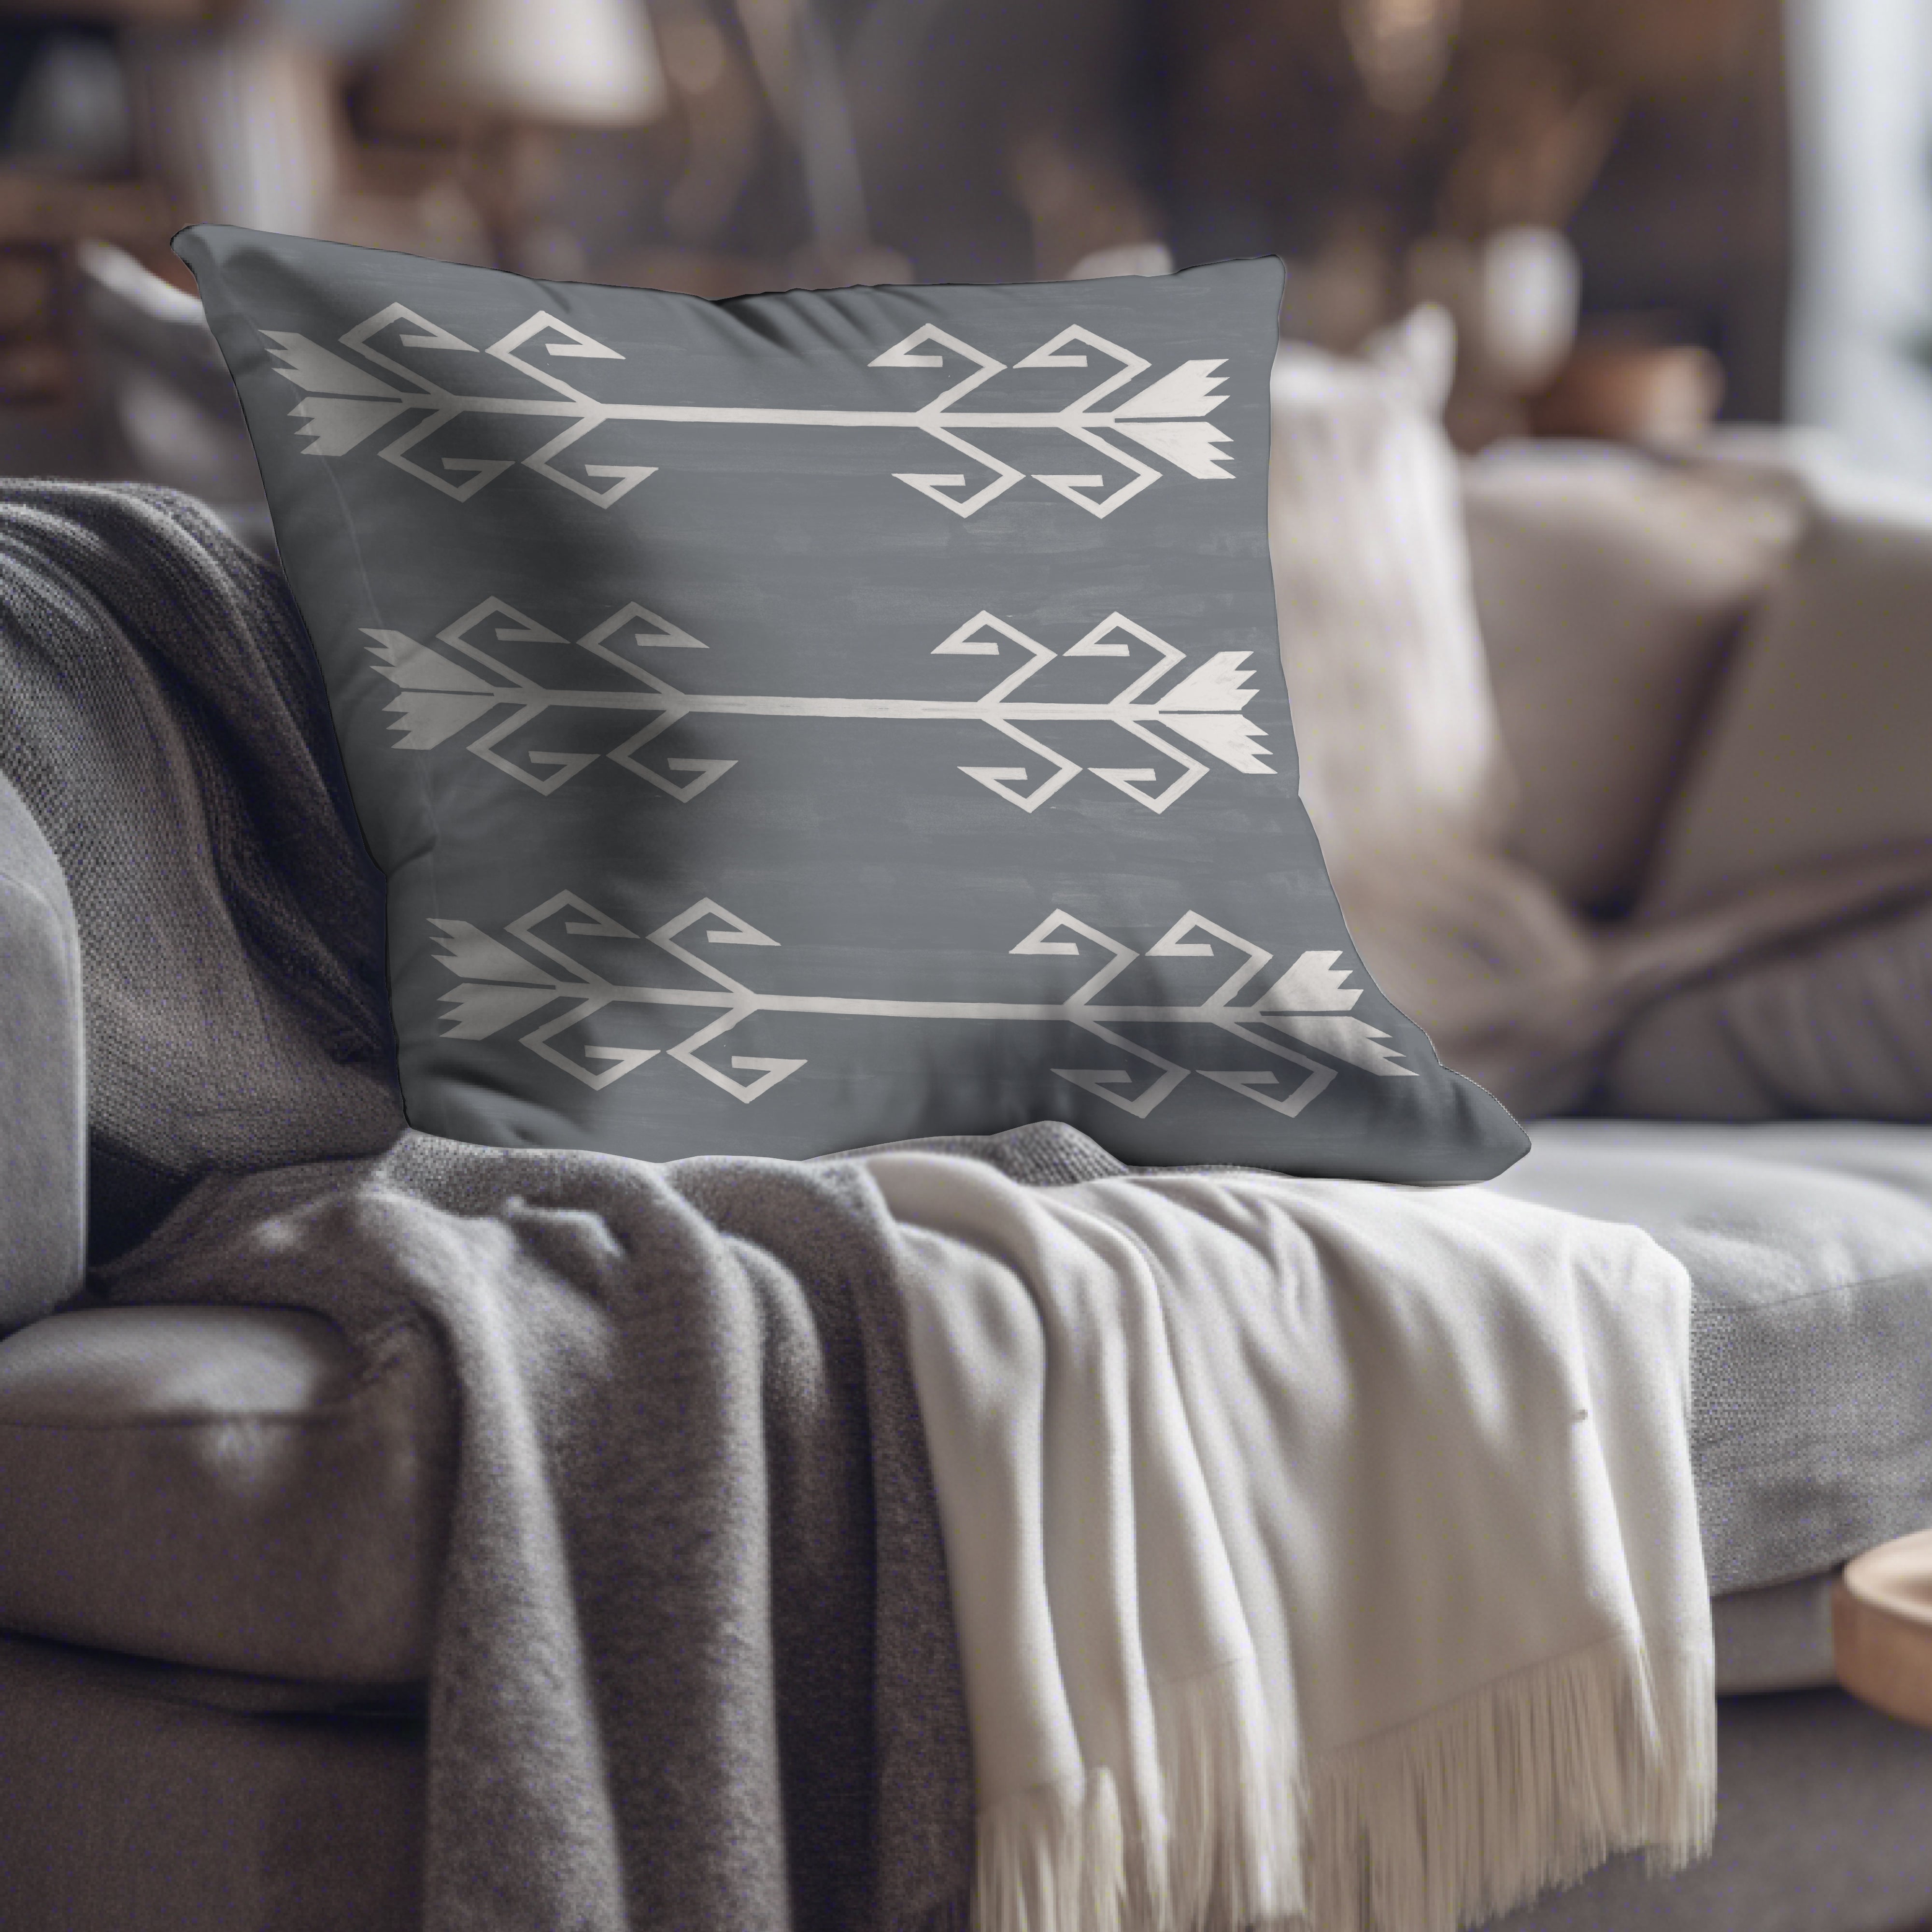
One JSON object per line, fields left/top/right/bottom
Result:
{"left": 1305, "top": 1624, "right": 1718, "bottom": 1932}
{"left": 969, "top": 1657, "right": 1308, "bottom": 1932}
{"left": 967, "top": 1628, "right": 1712, "bottom": 1932}
{"left": 1150, "top": 1657, "right": 1307, "bottom": 1932}
{"left": 1632, "top": 1624, "right": 1719, "bottom": 1878}
{"left": 973, "top": 1767, "right": 1127, "bottom": 1932}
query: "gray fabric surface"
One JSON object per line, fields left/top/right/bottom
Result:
{"left": 1488, "top": 1119, "right": 1932, "bottom": 1593}
{"left": 0, "top": 1305, "right": 451, "bottom": 1683}
{"left": 0, "top": 481, "right": 404, "bottom": 1258}
{"left": 177, "top": 225, "right": 1525, "bottom": 1184}
{"left": 1710, "top": 1573, "right": 1838, "bottom": 1695}
{"left": 0, "top": 766, "right": 85, "bottom": 1332}
{"left": 96, "top": 1130, "right": 1012, "bottom": 1932}
{"left": 1604, "top": 894, "right": 1932, "bottom": 1121}
{"left": 0, "top": 1297, "right": 1845, "bottom": 1698}
{"left": 0, "top": 1628, "right": 425, "bottom": 1932}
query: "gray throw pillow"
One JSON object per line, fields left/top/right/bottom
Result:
{"left": 178, "top": 226, "right": 1524, "bottom": 1180}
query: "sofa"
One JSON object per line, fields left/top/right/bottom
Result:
{"left": 7, "top": 420, "right": 1932, "bottom": 1931}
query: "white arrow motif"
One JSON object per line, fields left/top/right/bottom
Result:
{"left": 430, "top": 896, "right": 1415, "bottom": 1112}
{"left": 265, "top": 308, "right": 1234, "bottom": 517}
{"left": 367, "top": 599, "right": 1272, "bottom": 810}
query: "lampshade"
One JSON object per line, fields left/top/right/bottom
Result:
{"left": 373, "top": 0, "right": 668, "bottom": 133}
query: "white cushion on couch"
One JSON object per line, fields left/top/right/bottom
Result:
{"left": 1269, "top": 306, "right": 1512, "bottom": 862}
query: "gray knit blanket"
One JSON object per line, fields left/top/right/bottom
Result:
{"left": 0, "top": 480, "right": 1112, "bottom": 1931}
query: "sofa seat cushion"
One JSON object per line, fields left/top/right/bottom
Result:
{"left": 0, "top": 1304, "right": 450, "bottom": 1682}
{"left": 8, "top": 1126, "right": 1925, "bottom": 1683}
{"left": 1488, "top": 1119, "right": 1932, "bottom": 1595}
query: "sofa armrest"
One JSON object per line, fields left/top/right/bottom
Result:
{"left": 0, "top": 769, "right": 84, "bottom": 1335}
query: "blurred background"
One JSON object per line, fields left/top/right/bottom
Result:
{"left": 0, "top": 0, "right": 1926, "bottom": 488}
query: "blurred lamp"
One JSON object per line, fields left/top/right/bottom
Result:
{"left": 1477, "top": 226, "right": 1580, "bottom": 393}
{"left": 1343, "top": 0, "right": 1461, "bottom": 114}
{"left": 371, "top": 0, "right": 668, "bottom": 272}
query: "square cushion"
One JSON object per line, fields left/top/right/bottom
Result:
{"left": 1640, "top": 460, "right": 1932, "bottom": 912}
{"left": 176, "top": 228, "right": 1522, "bottom": 1181}
{"left": 1461, "top": 442, "right": 1798, "bottom": 913}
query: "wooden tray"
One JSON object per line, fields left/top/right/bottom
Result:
{"left": 1833, "top": 1528, "right": 1932, "bottom": 1728}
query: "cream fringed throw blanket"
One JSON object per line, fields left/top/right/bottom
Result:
{"left": 872, "top": 1153, "right": 1715, "bottom": 1932}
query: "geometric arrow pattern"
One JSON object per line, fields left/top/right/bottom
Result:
{"left": 264, "top": 304, "right": 1234, "bottom": 518}
{"left": 431, "top": 894, "right": 1416, "bottom": 1115}
{"left": 368, "top": 597, "right": 1276, "bottom": 813}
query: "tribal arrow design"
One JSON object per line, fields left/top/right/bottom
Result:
{"left": 367, "top": 598, "right": 1274, "bottom": 812}
{"left": 430, "top": 895, "right": 1415, "bottom": 1115}
{"left": 264, "top": 307, "right": 1232, "bottom": 516}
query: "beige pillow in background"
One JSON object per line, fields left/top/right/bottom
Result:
{"left": 1639, "top": 462, "right": 1932, "bottom": 916}
{"left": 1601, "top": 462, "right": 1932, "bottom": 1123}
{"left": 1462, "top": 444, "right": 1800, "bottom": 913}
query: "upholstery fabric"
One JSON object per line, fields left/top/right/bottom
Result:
{"left": 1486, "top": 1119, "right": 1932, "bottom": 1593}
{"left": 0, "top": 767, "right": 85, "bottom": 1333}
{"left": 96, "top": 1126, "right": 996, "bottom": 1932}
{"left": 1642, "top": 460, "right": 1932, "bottom": 911}
{"left": 177, "top": 226, "right": 1523, "bottom": 1182}
{"left": 0, "top": 1629, "right": 424, "bottom": 1932}
{"left": 1708, "top": 1574, "right": 1837, "bottom": 1696}
{"left": 1462, "top": 443, "right": 1798, "bottom": 912}
{"left": 1604, "top": 895, "right": 1932, "bottom": 1120}
{"left": 0, "top": 1304, "right": 450, "bottom": 1682}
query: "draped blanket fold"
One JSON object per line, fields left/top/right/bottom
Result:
{"left": 871, "top": 1154, "right": 1716, "bottom": 1932}
{"left": 1, "top": 481, "right": 1716, "bottom": 1932}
